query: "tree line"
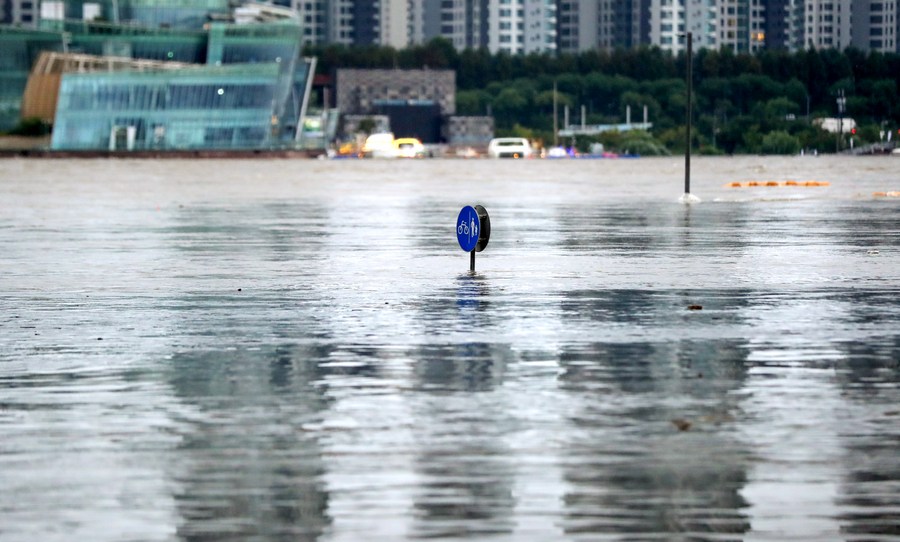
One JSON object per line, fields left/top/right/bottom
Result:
{"left": 304, "top": 39, "right": 900, "bottom": 154}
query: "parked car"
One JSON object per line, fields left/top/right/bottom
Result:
{"left": 361, "top": 133, "right": 397, "bottom": 158}
{"left": 487, "top": 137, "right": 533, "bottom": 159}
{"left": 393, "top": 137, "right": 426, "bottom": 158}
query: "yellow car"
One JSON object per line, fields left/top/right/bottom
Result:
{"left": 393, "top": 137, "right": 427, "bottom": 158}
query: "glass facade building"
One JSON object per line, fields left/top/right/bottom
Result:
{"left": 1, "top": 14, "right": 315, "bottom": 150}
{"left": 52, "top": 62, "right": 295, "bottom": 150}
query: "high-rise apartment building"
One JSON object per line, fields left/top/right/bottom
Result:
{"left": 557, "top": 0, "right": 591, "bottom": 51}
{"left": 763, "top": 0, "right": 804, "bottom": 49}
{"left": 802, "top": 0, "right": 853, "bottom": 48}
{"left": 648, "top": 0, "right": 706, "bottom": 52}
{"left": 599, "top": 0, "right": 897, "bottom": 53}
{"left": 851, "top": 0, "right": 897, "bottom": 52}
{"left": 11, "top": 0, "right": 897, "bottom": 53}
{"left": 557, "top": 0, "right": 652, "bottom": 52}
{"left": 486, "top": 0, "right": 556, "bottom": 54}
{"left": 714, "top": 0, "right": 768, "bottom": 52}
{"left": 2, "top": 0, "right": 38, "bottom": 27}
{"left": 411, "top": 0, "right": 489, "bottom": 49}
{"left": 283, "top": 0, "right": 407, "bottom": 47}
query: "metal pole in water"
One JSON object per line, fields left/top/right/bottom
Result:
{"left": 553, "top": 81, "right": 559, "bottom": 148}
{"left": 470, "top": 251, "right": 475, "bottom": 272}
{"left": 684, "top": 32, "right": 693, "bottom": 196}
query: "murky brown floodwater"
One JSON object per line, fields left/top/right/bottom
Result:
{"left": 1, "top": 155, "right": 899, "bottom": 541}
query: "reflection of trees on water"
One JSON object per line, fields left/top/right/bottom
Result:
{"left": 410, "top": 341, "right": 516, "bottom": 538}
{"left": 833, "top": 329, "right": 900, "bottom": 538}
{"left": 167, "top": 344, "right": 333, "bottom": 541}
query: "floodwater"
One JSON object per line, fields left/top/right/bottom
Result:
{"left": 1, "top": 155, "right": 898, "bottom": 541}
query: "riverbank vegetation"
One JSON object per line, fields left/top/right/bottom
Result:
{"left": 305, "top": 39, "right": 900, "bottom": 155}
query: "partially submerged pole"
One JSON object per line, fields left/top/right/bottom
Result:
{"left": 553, "top": 81, "right": 559, "bottom": 148}
{"left": 684, "top": 32, "right": 692, "bottom": 196}
{"left": 680, "top": 33, "right": 700, "bottom": 204}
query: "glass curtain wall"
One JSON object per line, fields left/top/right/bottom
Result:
{"left": 51, "top": 63, "right": 284, "bottom": 150}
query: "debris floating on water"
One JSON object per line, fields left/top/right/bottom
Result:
{"left": 671, "top": 419, "right": 692, "bottom": 431}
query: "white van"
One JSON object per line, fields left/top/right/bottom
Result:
{"left": 361, "top": 133, "right": 397, "bottom": 158}
{"left": 487, "top": 137, "right": 533, "bottom": 159}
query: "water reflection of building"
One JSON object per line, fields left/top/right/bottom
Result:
{"left": 834, "top": 334, "right": 900, "bottom": 538}
{"left": 411, "top": 342, "right": 516, "bottom": 538}
{"left": 167, "top": 345, "right": 333, "bottom": 541}
{"left": 556, "top": 339, "right": 752, "bottom": 537}
{"left": 803, "top": 294, "right": 900, "bottom": 538}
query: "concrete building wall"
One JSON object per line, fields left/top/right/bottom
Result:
{"left": 851, "top": 0, "right": 897, "bottom": 53}
{"left": 335, "top": 68, "right": 456, "bottom": 116}
{"left": 445, "top": 115, "right": 494, "bottom": 144}
{"left": 803, "top": 0, "right": 853, "bottom": 49}
{"left": 558, "top": 0, "right": 599, "bottom": 52}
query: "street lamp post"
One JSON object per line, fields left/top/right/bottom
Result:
{"left": 836, "top": 89, "right": 846, "bottom": 153}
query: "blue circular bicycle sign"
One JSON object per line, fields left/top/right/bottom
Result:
{"left": 456, "top": 205, "right": 480, "bottom": 252}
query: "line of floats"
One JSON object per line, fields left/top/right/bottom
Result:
{"left": 725, "top": 180, "right": 899, "bottom": 197}
{"left": 725, "top": 180, "right": 830, "bottom": 188}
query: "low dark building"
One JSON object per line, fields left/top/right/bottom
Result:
{"left": 335, "top": 68, "right": 456, "bottom": 143}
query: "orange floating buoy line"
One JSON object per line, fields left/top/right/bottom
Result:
{"left": 873, "top": 191, "right": 900, "bottom": 198}
{"left": 724, "top": 180, "right": 831, "bottom": 188}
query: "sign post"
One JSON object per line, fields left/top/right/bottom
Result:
{"left": 457, "top": 205, "right": 490, "bottom": 272}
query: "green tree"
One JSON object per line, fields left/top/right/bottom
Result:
{"left": 456, "top": 89, "right": 492, "bottom": 116}
{"left": 764, "top": 97, "right": 800, "bottom": 120}
{"left": 357, "top": 117, "right": 376, "bottom": 135}
{"left": 760, "top": 130, "right": 800, "bottom": 155}
{"left": 8, "top": 117, "right": 51, "bottom": 136}
{"left": 491, "top": 86, "right": 530, "bottom": 128}
{"left": 619, "top": 130, "right": 670, "bottom": 156}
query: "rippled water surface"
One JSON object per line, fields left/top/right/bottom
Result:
{"left": 1, "top": 156, "right": 899, "bottom": 541}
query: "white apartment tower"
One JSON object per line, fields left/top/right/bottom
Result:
{"left": 648, "top": 0, "right": 718, "bottom": 52}
{"left": 688, "top": 0, "right": 718, "bottom": 48}
{"left": 487, "top": 0, "right": 556, "bottom": 54}
{"left": 803, "top": 0, "right": 853, "bottom": 48}
{"left": 379, "top": 0, "right": 409, "bottom": 48}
